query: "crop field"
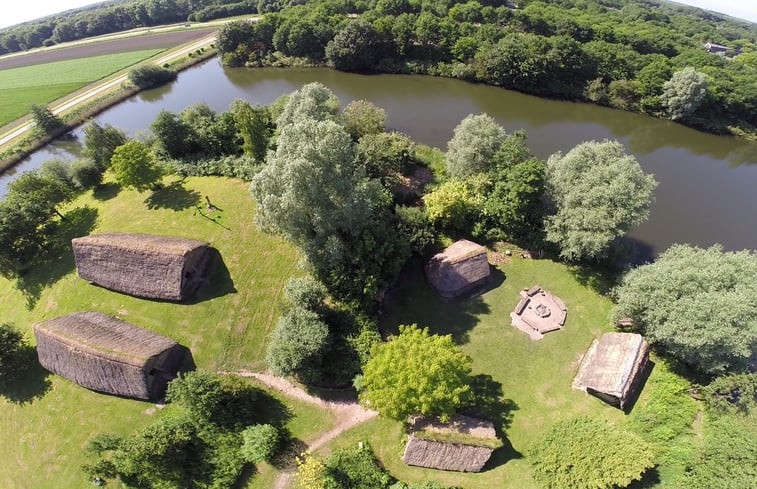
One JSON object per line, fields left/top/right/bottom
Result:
{"left": 0, "top": 49, "right": 162, "bottom": 127}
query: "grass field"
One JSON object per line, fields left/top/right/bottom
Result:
{"left": 0, "top": 49, "right": 162, "bottom": 127}
{"left": 0, "top": 176, "right": 313, "bottom": 488}
{"left": 320, "top": 258, "right": 697, "bottom": 488}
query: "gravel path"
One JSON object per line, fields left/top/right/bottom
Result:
{"left": 231, "top": 371, "right": 378, "bottom": 489}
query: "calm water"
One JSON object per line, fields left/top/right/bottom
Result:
{"left": 3, "top": 58, "right": 756, "bottom": 254}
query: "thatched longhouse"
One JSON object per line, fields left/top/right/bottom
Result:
{"left": 34, "top": 312, "right": 184, "bottom": 400}
{"left": 402, "top": 415, "right": 500, "bottom": 472}
{"left": 426, "top": 240, "right": 490, "bottom": 299}
{"left": 73, "top": 233, "right": 210, "bottom": 301}
{"left": 573, "top": 332, "right": 650, "bottom": 410}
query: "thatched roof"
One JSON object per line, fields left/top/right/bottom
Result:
{"left": 510, "top": 285, "right": 567, "bottom": 340}
{"left": 72, "top": 233, "right": 210, "bottom": 301}
{"left": 34, "top": 312, "right": 183, "bottom": 400}
{"left": 426, "top": 240, "right": 491, "bottom": 299}
{"left": 573, "top": 332, "right": 649, "bottom": 410}
{"left": 402, "top": 415, "right": 499, "bottom": 472}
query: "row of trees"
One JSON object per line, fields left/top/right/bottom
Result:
{"left": 216, "top": 0, "right": 757, "bottom": 134}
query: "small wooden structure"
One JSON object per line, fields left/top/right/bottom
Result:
{"left": 573, "top": 332, "right": 650, "bottom": 410}
{"left": 34, "top": 312, "right": 184, "bottom": 400}
{"left": 510, "top": 285, "right": 567, "bottom": 340}
{"left": 72, "top": 233, "right": 210, "bottom": 301}
{"left": 426, "top": 240, "right": 490, "bottom": 299}
{"left": 402, "top": 415, "right": 500, "bottom": 472}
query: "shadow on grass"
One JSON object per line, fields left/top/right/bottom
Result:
{"left": 380, "top": 261, "right": 502, "bottom": 344}
{"left": 231, "top": 464, "right": 258, "bottom": 489}
{"left": 462, "top": 374, "right": 519, "bottom": 431}
{"left": 185, "top": 247, "right": 237, "bottom": 304}
{"left": 92, "top": 182, "right": 120, "bottom": 201}
{"left": 482, "top": 436, "right": 523, "bottom": 472}
{"left": 0, "top": 346, "right": 52, "bottom": 404}
{"left": 270, "top": 436, "right": 308, "bottom": 471}
{"left": 622, "top": 359, "right": 656, "bottom": 414}
{"left": 15, "top": 206, "right": 98, "bottom": 309}
{"left": 627, "top": 466, "right": 661, "bottom": 489}
{"left": 144, "top": 180, "right": 201, "bottom": 211}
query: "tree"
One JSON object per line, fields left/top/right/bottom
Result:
{"left": 294, "top": 452, "right": 329, "bottom": 489}
{"left": 240, "top": 424, "right": 279, "bottom": 463}
{"left": 356, "top": 131, "right": 414, "bottom": 182}
{"left": 30, "top": 104, "right": 65, "bottom": 135}
{"left": 661, "top": 67, "right": 708, "bottom": 120}
{"left": 69, "top": 158, "right": 103, "bottom": 190}
{"left": 283, "top": 276, "right": 327, "bottom": 312}
{"left": 127, "top": 64, "right": 176, "bottom": 89}
{"left": 423, "top": 176, "right": 485, "bottom": 233}
{"left": 357, "top": 325, "right": 473, "bottom": 422}
{"left": 230, "top": 99, "right": 273, "bottom": 161}
{"left": 275, "top": 82, "right": 340, "bottom": 129}
{"left": 110, "top": 140, "right": 163, "bottom": 192}
{"left": 265, "top": 307, "right": 330, "bottom": 384}
{"left": 529, "top": 417, "right": 654, "bottom": 489}
{"left": 6, "top": 171, "right": 73, "bottom": 220}
{"left": 612, "top": 244, "right": 757, "bottom": 374}
{"left": 446, "top": 113, "right": 506, "bottom": 179}
{"left": 544, "top": 140, "right": 657, "bottom": 261}
{"left": 341, "top": 100, "right": 387, "bottom": 141}
{"left": 83, "top": 121, "right": 127, "bottom": 169}
{"left": 151, "top": 109, "right": 196, "bottom": 159}
{"left": 0, "top": 323, "right": 27, "bottom": 385}
{"left": 326, "top": 20, "right": 391, "bottom": 72}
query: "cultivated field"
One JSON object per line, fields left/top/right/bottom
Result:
{"left": 0, "top": 49, "right": 162, "bottom": 127}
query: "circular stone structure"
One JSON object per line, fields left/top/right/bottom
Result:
{"left": 510, "top": 285, "right": 567, "bottom": 340}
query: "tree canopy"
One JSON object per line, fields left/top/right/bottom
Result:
{"left": 357, "top": 325, "right": 473, "bottom": 421}
{"left": 661, "top": 66, "right": 708, "bottom": 120}
{"left": 612, "top": 244, "right": 757, "bottom": 374}
{"left": 529, "top": 417, "right": 655, "bottom": 489}
{"left": 544, "top": 140, "right": 657, "bottom": 261}
{"left": 445, "top": 113, "right": 506, "bottom": 179}
{"left": 110, "top": 140, "right": 163, "bottom": 192}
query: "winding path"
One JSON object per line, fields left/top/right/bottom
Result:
{"left": 231, "top": 371, "right": 378, "bottom": 489}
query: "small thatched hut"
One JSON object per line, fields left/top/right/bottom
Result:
{"left": 72, "top": 233, "right": 210, "bottom": 301}
{"left": 34, "top": 312, "right": 184, "bottom": 400}
{"left": 573, "top": 332, "right": 650, "bottom": 410}
{"left": 402, "top": 415, "right": 501, "bottom": 472}
{"left": 426, "top": 240, "right": 490, "bottom": 299}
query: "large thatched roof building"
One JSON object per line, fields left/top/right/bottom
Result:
{"left": 402, "top": 415, "right": 500, "bottom": 472}
{"left": 72, "top": 233, "right": 210, "bottom": 301}
{"left": 34, "top": 312, "right": 184, "bottom": 400}
{"left": 426, "top": 240, "right": 491, "bottom": 299}
{"left": 573, "top": 332, "right": 650, "bottom": 410}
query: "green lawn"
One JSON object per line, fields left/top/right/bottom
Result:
{"left": 322, "top": 258, "right": 696, "bottom": 488}
{"left": 0, "top": 176, "right": 311, "bottom": 488}
{"left": 0, "top": 49, "right": 162, "bottom": 127}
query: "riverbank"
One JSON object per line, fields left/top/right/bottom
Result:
{"left": 0, "top": 40, "right": 218, "bottom": 174}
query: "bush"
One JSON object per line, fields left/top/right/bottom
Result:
{"left": 284, "top": 276, "right": 327, "bottom": 311}
{"left": 128, "top": 65, "right": 177, "bottom": 89}
{"left": 240, "top": 424, "right": 280, "bottom": 463}
{"left": 265, "top": 307, "right": 330, "bottom": 384}
{"left": 0, "top": 323, "right": 27, "bottom": 385}
{"left": 395, "top": 205, "right": 436, "bottom": 255}
{"left": 69, "top": 159, "right": 103, "bottom": 190}
{"left": 169, "top": 155, "right": 260, "bottom": 180}
{"left": 325, "top": 445, "right": 393, "bottom": 489}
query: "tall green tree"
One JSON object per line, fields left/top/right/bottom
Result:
{"left": 446, "top": 113, "right": 506, "bottom": 179}
{"left": 266, "top": 306, "right": 330, "bottom": 384}
{"left": 110, "top": 140, "right": 163, "bottom": 192}
{"left": 661, "top": 67, "right": 708, "bottom": 120}
{"left": 341, "top": 100, "right": 387, "bottom": 141}
{"left": 544, "top": 140, "right": 657, "bottom": 261}
{"left": 83, "top": 121, "right": 127, "bottom": 169}
{"left": 275, "top": 82, "right": 340, "bottom": 129}
{"left": 30, "top": 104, "right": 65, "bottom": 135}
{"left": 230, "top": 99, "right": 273, "bottom": 161}
{"left": 326, "top": 20, "right": 391, "bottom": 72}
{"left": 357, "top": 325, "right": 473, "bottom": 422}
{"left": 612, "top": 244, "right": 757, "bottom": 374}
{"left": 530, "top": 417, "right": 654, "bottom": 489}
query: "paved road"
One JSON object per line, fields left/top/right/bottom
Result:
{"left": 0, "top": 34, "right": 217, "bottom": 148}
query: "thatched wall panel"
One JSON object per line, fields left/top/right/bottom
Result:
{"left": 402, "top": 436, "right": 493, "bottom": 472}
{"left": 426, "top": 240, "right": 490, "bottom": 299}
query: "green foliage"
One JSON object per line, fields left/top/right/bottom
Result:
{"left": 110, "top": 140, "right": 163, "bottom": 192}
{"left": 68, "top": 158, "right": 103, "bottom": 190}
{"left": 701, "top": 373, "right": 757, "bottom": 414}
{"left": 423, "top": 176, "right": 485, "bottom": 233}
{"left": 0, "top": 323, "right": 27, "bottom": 385}
{"left": 266, "top": 306, "right": 330, "bottom": 383}
{"left": 445, "top": 113, "right": 506, "bottom": 179}
{"left": 127, "top": 64, "right": 176, "bottom": 89}
{"left": 151, "top": 109, "right": 196, "bottom": 159}
{"left": 230, "top": 99, "right": 273, "bottom": 161}
{"left": 661, "top": 66, "right": 708, "bottom": 120}
{"left": 358, "top": 325, "right": 473, "bottom": 422}
{"left": 275, "top": 82, "right": 340, "bottom": 128}
{"left": 295, "top": 452, "right": 329, "bottom": 489}
{"left": 169, "top": 155, "right": 260, "bottom": 181}
{"left": 82, "top": 121, "right": 127, "bottom": 169}
{"left": 325, "top": 444, "right": 393, "bottom": 489}
{"left": 356, "top": 131, "right": 414, "bottom": 183}
{"left": 529, "top": 417, "right": 655, "bottom": 489}
{"left": 30, "top": 104, "right": 65, "bottom": 135}
{"left": 545, "top": 140, "right": 657, "bottom": 261}
{"left": 341, "top": 100, "right": 387, "bottom": 141}
{"left": 612, "top": 244, "right": 757, "bottom": 374}
{"left": 284, "top": 276, "right": 328, "bottom": 312}
{"left": 395, "top": 205, "right": 437, "bottom": 255}
{"left": 326, "top": 20, "right": 391, "bottom": 72}
{"left": 240, "top": 424, "right": 280, "bottom": 463}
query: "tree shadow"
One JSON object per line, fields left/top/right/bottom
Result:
{"left": 92, "top": 182, "right": 121, "bottom": 201}
{"left": 270, "top": 436, "right": 308, "bottom": 471}
{"left": 144, "top": 180, "right": 201, "bottom": 211}
{"left": 462, "top": 374, "right": 519, "bottom": 431}
{"left": 184, "top": 247, "right": 237, "bottom": 304}
{"left": 627, "top": 466, "right": 661, "bottom": 489}
{"left": 481, "top": 436, "right": 523, "bottom": 472}
{"left": 0, "top": 346, "right": 52, "bottom": 404}
{"left": 231, "top": 464, "right": 258, "bottom": 489}
{"left": 15, "top": 206, "right": 98, "bottom": 309}
{"left": 622, "top": 359, "right": 655, "bottom": 414}
{"left": 251, "top": 389, "right": 294, "bottom": 427}
{"left": 380, "top": 261, "right": 497, "bottom": 344}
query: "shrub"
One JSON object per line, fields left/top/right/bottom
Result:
{"left": 240, "top": 424, "right": 280, "bottom": 463}
{"left": 128, "top": 65, "right": 176, "bottom": 89}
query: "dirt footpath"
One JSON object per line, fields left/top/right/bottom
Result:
{"left": 0, "top": 28, "right": 216, "bottom": 70}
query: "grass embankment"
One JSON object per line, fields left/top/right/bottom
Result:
{"left": 0, "top": 49, "right": 163, "bottom": 127}
{"left": 0, "top": 176, "right": 333, "bottom": 488}
{"left": 324, "top": 258, "right": 699, "bottom": 488}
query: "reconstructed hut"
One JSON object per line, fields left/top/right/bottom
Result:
{"left": 510, "top": 285, "right": 567, "bottom": 340}
{"left": 402, "top": 415, "right": 501, "bottom": 472}
{"left": 72, "top": 233, "right": 210, "bottom": 301}
{"left": 34, "top": 312, "right": 184, "bottom": 400}
{"left": 426, "top": 240, "right": 490, "bottom": 299}
{"left": 573, "top": 332, "right": 650, "bottom": 410}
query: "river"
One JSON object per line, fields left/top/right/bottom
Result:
{"left": 2, "top": 58, "right": 756, "bottom": 255}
